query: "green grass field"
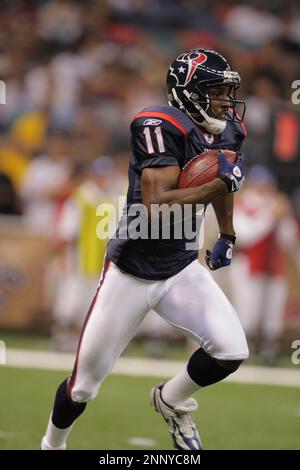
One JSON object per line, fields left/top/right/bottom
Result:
{"left": 0, "top": 366, "right": 299, "bottom": 450}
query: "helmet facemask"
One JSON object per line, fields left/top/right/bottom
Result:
{"left": 190, "top": 74, "right": 246, "bottom": 124}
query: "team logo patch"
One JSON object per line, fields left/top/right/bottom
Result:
{"left": 226, "top": 248, "right": 233, "bottom": 259}
{"left": 170, "top": 51, "right": 208, "bottom": 87}
{"left": 143, "top": 119, "right": 162, "bottom": 126}
{"left": 233, "top": 166, "right": 242, "bottom": 178}
{"left": 186, "top": 52, "right": 207, "bottom": 83}
{"left": 204, "top": 133, "right": 214, "bottom": 145}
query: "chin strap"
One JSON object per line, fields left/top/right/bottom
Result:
{"left": 171, "top": 88, "right": 226, "bottom": 135}
{"left": 197, "top": 106, "right": 227, "bottom": 134}
{"left": 170, "top": 88, "right": 185, "bottom": 111}
{"left": 182, "top": 90, "right": 226, "bottom": 135}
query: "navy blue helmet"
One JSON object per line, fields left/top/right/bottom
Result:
{"left": 167, "top": 49, "right": 246, "bottom": 134}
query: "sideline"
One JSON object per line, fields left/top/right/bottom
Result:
{"left": 4, "top": 348, "right": 300, "bottom": 388}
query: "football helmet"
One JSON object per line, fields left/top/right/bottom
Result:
{"left": 167, "top": 49, "right": 246, "bottom": 134}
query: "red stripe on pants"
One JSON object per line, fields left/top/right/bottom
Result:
{"left": 68, "top": 260, "right": 111, "bottom": 398}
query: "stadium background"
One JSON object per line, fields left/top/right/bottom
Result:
{"left": 0, "top": 0, "right": 300, "bottom": 450}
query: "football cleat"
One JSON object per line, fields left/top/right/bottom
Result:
{"left": 150, "top": 383, "right": 202, "bottom": 450}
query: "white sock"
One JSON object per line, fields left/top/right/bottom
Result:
{"left": 41, "top": 413, "right": 73, "bottom": 450}
{"left": 162, "top": 367, "right": 201, "bottom": 407}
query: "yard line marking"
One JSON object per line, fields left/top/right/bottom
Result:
{"left": 0, "top": 431, "right": 23, "bottom": 438}
{"left": 4, "top": 349, "right": 300, "bottom": 388}
{"left": 128, "top": 437, "right": 157, "bottom": 447}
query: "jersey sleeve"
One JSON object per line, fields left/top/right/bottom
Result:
{"left": 130, "top": 115, "right": 187, "bottom": 170}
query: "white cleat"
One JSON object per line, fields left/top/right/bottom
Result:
{"left": 150, "top": 383, "right": 202, "bottom": 451}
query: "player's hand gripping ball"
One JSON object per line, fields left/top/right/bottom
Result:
{"left": 178, "top": 149, "right": 244, "bottom": 193}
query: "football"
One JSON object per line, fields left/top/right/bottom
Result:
{"left": 178, "top": 149, "right": 238, "bottom": 189}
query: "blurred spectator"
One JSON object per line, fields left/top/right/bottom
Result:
{"left": 19, "top": 131, "right": 73, "bottom": 235}
{"left": 223, "top": 4, "right": 282, "bottom": 48}
{"left": 51, "top": 156, "right": 116, "bottom": 351}
{"left": 11, "top": 109, "right": 48, "bottom": 154}
{"left": 230, "top": 166, "right": 298, "bottom": 365}
{"left": 0, "top": 172, "right": 22, "bottom": 215}
{"left": 0, "top": 133, "right": 29, "bottom": 190}
{"left": 267, "top": 107, "right": 300, "bottom": 212}
{"left": 37, "top": 0, "right": 84, "bottom": 46}
{"left": 243, "top": 75, "right": 281, "bottom": 168}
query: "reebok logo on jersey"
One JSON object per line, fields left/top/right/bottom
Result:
{"left": 143, "top": 119, "right": 162, "bottom": 126}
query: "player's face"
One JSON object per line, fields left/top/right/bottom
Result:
{"left": 207, "top": 85, "right": 231, "bottom": 120}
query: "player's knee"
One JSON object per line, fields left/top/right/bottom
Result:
{"left": 215, "top": 358, "right": 244, "bottom": 373}
{"left": 70, "top": 354, "right": 114, "bottom": 403}
{"left": 71, "top": 383, "right": 101, "bottom": 403}
{"left": 187, "top": 347, "right": 249, "bottom": 387}
{"left": 212, "top": 331, "right": 249, "bottom": 363}
{"left": 212, "top": 339, "right": 249, "bottom": 372}
{"left": 52, "top": 379, "right": 87, "bottom": 429}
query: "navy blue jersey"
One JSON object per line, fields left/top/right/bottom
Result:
{"left": 107, "top": 104, "right": 246, "bottom": 280}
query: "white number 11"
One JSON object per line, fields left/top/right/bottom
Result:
{"left": 143, "top": 126, "right": 165, "bottom": 154}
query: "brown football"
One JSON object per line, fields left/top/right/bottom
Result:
{"left": 178, "top": 149, "right": 238, "bottom": 189}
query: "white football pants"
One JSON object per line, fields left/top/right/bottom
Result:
{"left": 69, "top": 259, "right": 249, "bottom": 403}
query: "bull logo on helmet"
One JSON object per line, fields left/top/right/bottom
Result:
{"left": 169, "top": 51, "right": 208, "bottom": 87}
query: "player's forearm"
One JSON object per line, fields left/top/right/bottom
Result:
{"left": 148, "top": 178, "right": 228, "bottom": 208}
{"left": 212, "top": 192, "right": 235, "bottom": 235}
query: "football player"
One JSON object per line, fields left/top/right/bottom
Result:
{"left": 42, "top": 49, "right": 249, "bottom": 451}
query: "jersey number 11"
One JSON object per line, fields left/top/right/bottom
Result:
{"left": 143, "top": 126, "right": 166, "bottom": 154}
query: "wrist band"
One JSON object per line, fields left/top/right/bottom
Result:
{"left": 219, "top": 232, "right": 236, "bottom": 244}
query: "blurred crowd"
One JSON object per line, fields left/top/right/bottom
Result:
{"left": 0, "top": 0, "right": 300, "bottom": 361}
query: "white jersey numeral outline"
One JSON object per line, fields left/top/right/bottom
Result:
{"left": 143, "top": 126, "right": 165, "bottom": 154}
